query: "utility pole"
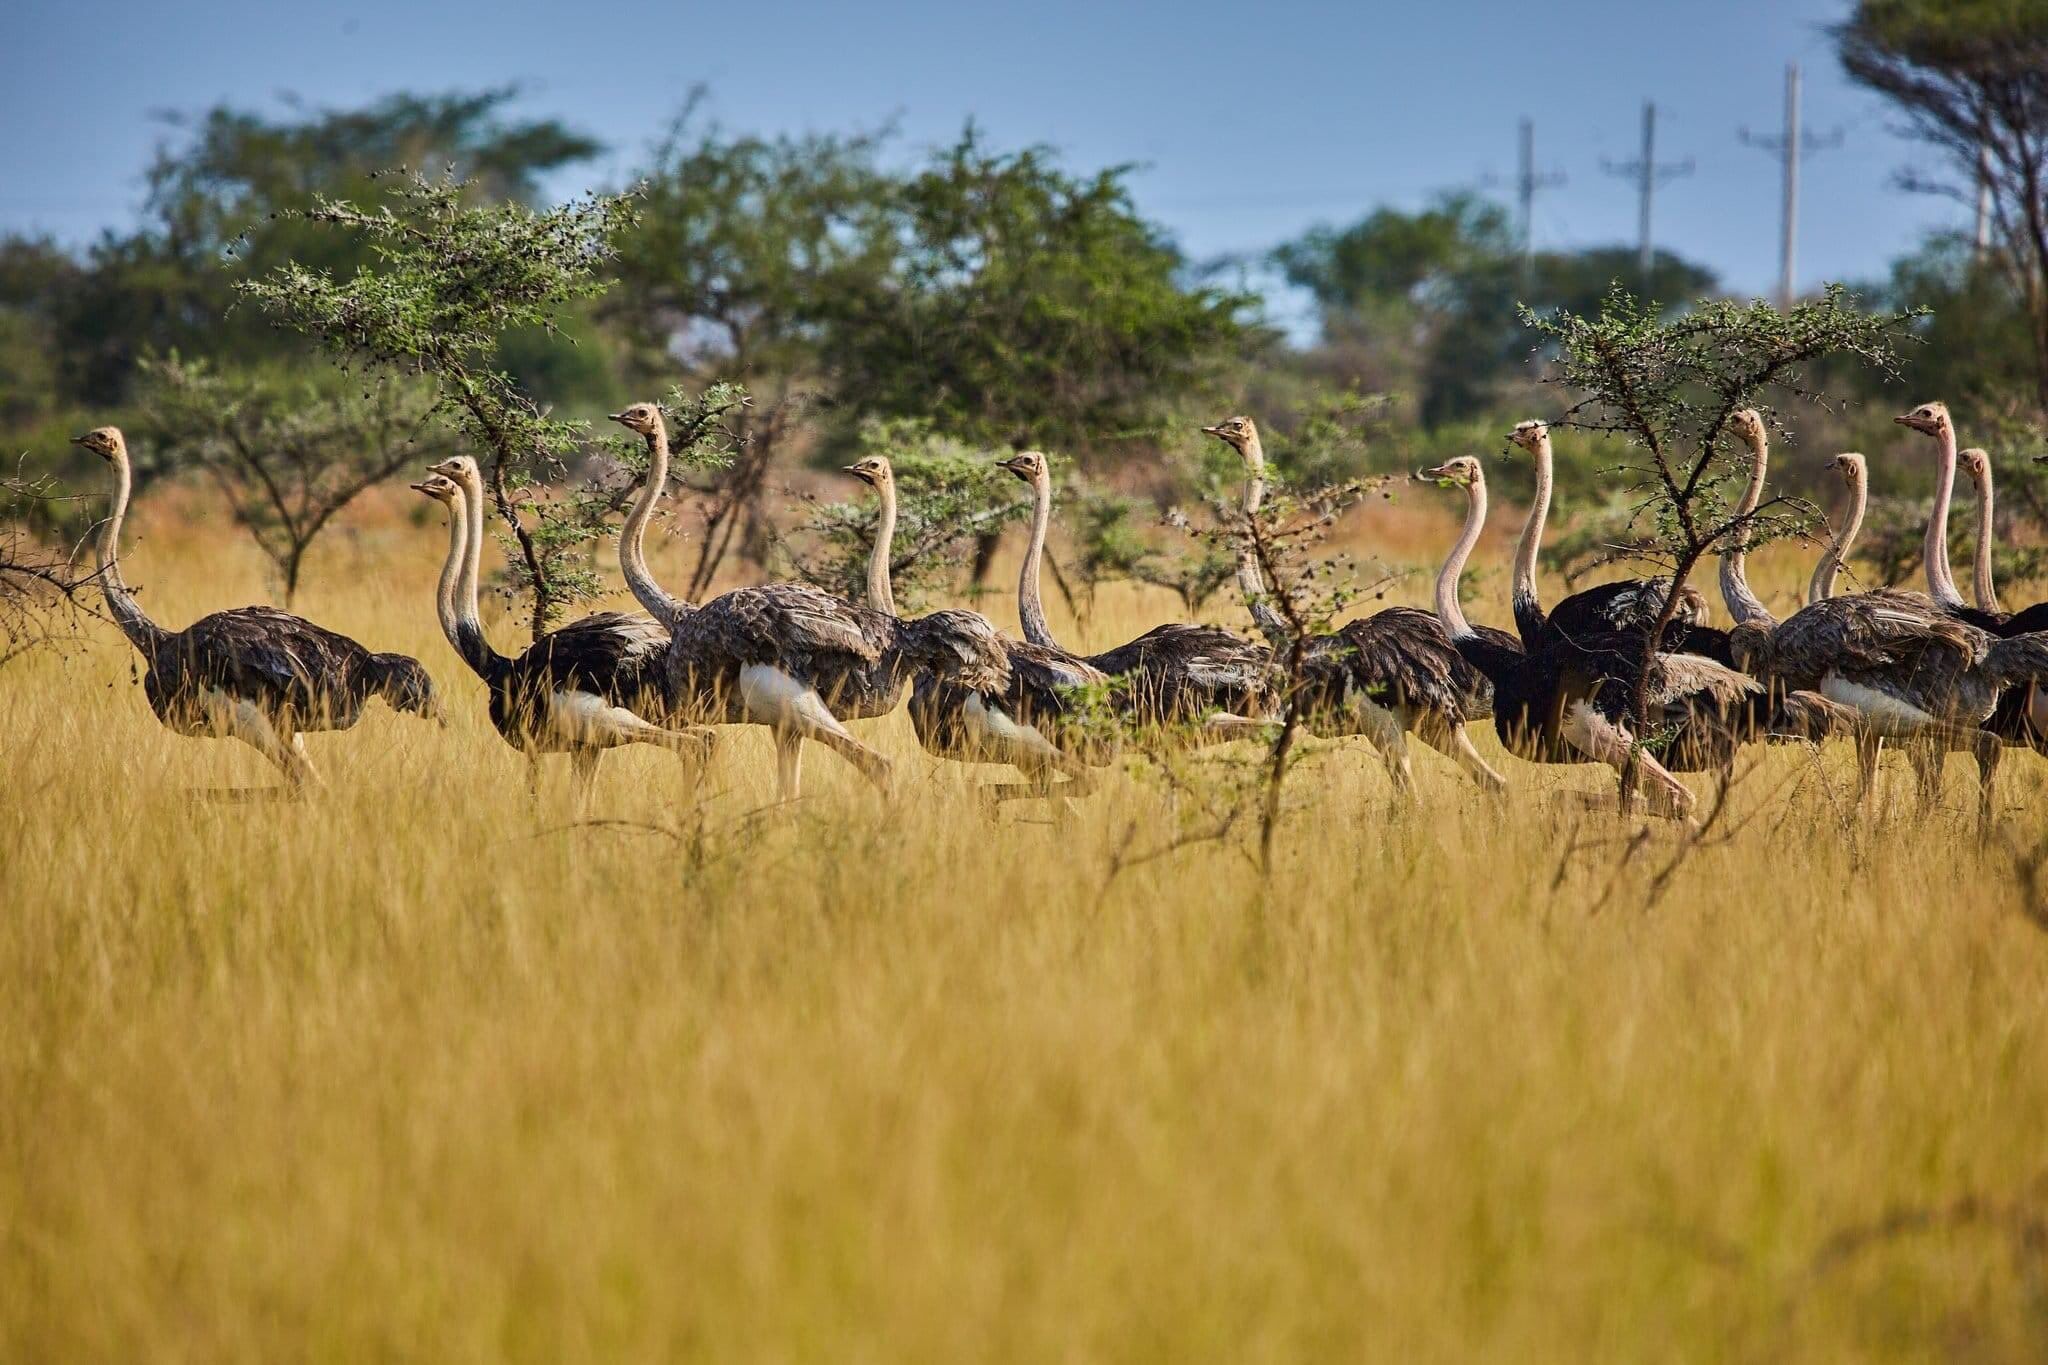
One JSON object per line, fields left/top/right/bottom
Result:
{"left": 1513, "top": 118, "right": 1566, "bottom": 292}
{"left": 1740, "top": 62, "right": 1842, "bottom": 308}
{"left": 1601, "top": 101, "right": 1694, "bottom": 292}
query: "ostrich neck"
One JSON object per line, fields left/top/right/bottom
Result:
{"left": 429, "top": 494, "right": 465, "bottom": 654}
{"left": 866, "top": 480, "right": 898, "bottom": 616}
{"left": 1510, "top": 434, "right": 1553, "bottom": 637}
{"left": 1924, "top": 424, "right": 1964, "bottom": 609}
{"left": 1235, "top": 431, "right": 1290, "bottom": 647}
{"left": 452, "top": 473, "right": 508, "bottom": 677}
{"left": 1718, "top": 430, "right": 1775, "bottom": 628}
{"left": 96, "top": 446, "right": 164, "bottom": 654}
{"left": 1433, "top": 476, "right": 1485, "bottom": 640}
{"left": 1972, "top": 462, "right": 2001, "bottom": 613}
{"left": 1808, "top": 475, "right": 1867, "bottom": 604}
{"left": 1017, "top": 471, "right": 1059, "bottom": 649}
{"left": 620, "top": 426, "right": 689, "bottom": 631}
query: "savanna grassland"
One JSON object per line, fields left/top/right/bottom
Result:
{"left": 3, "top": 488, "right": 2047, "bottom": 1362}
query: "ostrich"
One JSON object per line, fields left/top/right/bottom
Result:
{"left": 1425, "top": 454, "right": 1784, "bottom": 819}
{"left": 75, "top": 425, "right": 440, "bottom": 798}
{"left": 1199, "top": 415, "right": 1508, "bottom": 794}
{"left": 408, "top": 468, "right": 713, "bottom": 797}
{"left": 1714, "top": 403, "right": 2048, "bottom": 824}
{"left": 1948, "top": 443, "right": 2048, "bottom": 751}
{"left": 1805, "top": 453, "right": 1867, "bottom": 605}
{"left": 1503, "top": 418, "right": 1708, "bottom": 647}
{"left": 607, "top": 402, "right": 1007, "bottom": 799}
{"left": 995, "top": 449, "right": 1273, "bottom": 730}
{"left": 844, "top": 455, "right": 1109, "bottom": 803}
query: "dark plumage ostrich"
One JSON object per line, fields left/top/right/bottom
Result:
{"left": 1200, "top": 416, "right": 1507, "bottom": 794}
{"left": 608, "top": 403, "right": 1008, "bottom": 799}
{"left": 1503, "top": 419, "right": 1708, "bottom": 648}
{"left": 76, "top": 426, "right": 441, "bottom": 798}
{"left": 410, "top": 469, "right": 713, "bottom": 798}
{"left": 1425, "top": 454, "right": 1795, "bottom": 819}
{"left": 843, "top": 456, "right": 1110, "bottom": 803}
{"left": 996, "top": 449, "right": 1274, "bottom": 733}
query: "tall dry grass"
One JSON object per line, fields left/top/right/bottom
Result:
{"left": 2, "top": 488, "right": 2046, "bottom": 1361}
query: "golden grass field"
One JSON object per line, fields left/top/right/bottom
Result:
{"left": 4, "top": 486, "right": 2048, "bottom": 1361}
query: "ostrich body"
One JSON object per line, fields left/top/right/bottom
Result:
{"left": 1504, "top": 419, "right": 1708, "bottom": 648}
{"left": 77, "top": 426, "right": 439, "bottom": 795}
{"left": 609, "top": 403, "right": 1006, "bottom": 799}
{"left": 410, "top": 469, "right": 712, "bottom": 795}
{"left": 997, "top": 450, "right": 1273, "bottom": 729}
{"left": 1426, "top": 454, "right": 1791, "bottom": 818}
{"left": 845, "top": 455, "right": 1108, "bottom": 801}
{"left": 1201, "top": 416, "right": 1507, "bottom": 794}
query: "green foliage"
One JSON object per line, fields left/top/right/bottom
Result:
{"left": 1838, "top": 0, "right": 2048, "bottom": 408}
{"left": 135, "top": 354, "right": 449, "bottom": 602}
{"left": 823, "top": 127, "right": 1264, "bottom": 456}
{"left": 241, "top": 173, "right": 638, "bottom": 637}
{"left": 1275, "top": 192, "right": 1717, "bottom": 427}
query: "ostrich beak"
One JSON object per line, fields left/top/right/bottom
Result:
{"left": 1200, "top": 423, "right": 1226, "bottom": 437}
{"left": 68, "top": 433, "right": 88, "bottom": 446}
{"left": 408, "top": 480, "right": 434, "bottom": 494}
{"left": 607, "top": 411, "right": 628, "bottom": 424}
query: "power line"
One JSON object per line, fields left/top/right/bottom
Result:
{"left": 1601, "top": 101, "right": 1693, "bottom": 293}
{"left": 1512, "top": 118, "right": 1566, "bottom": 291}
{"left": 1739, "top": 62, "right": 1843, "bottom": 308}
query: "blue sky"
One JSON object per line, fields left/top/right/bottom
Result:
{"left": 3, "top": 0, "right": 1961, "bottom": 328}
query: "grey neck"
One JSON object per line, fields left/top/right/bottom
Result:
{"left": 1923, "top": 423, "right": 1964, "bottom": 609}
{"left": 1017, "top": 469, "right": 1058, "bottom": 650}
{"left": 1807, "top": 471, "right": 1866, "bottom": 605}
{"left": 96, "top": 445, "right": 166, "bottom": 655}
{"left": 866, "top": 478, "right": 898, "bottom": 617}
{"left": 620, "top": 420, "right": 689, "bottom": 631}
{"left": 1235, "top": 429, "right": 1291, "bottom": 647}
{"left": 431, "top": 492, "right": 465, "bottom": 649}
{"left": 1433, "top": 474, "right": 1485, "bottom": 640}
{"left": 1718, "top": 428, "right": 1775, "bottom": 629}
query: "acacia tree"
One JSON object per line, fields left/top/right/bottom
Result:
{"left": 0, "top": 461, "right": 99, "bottom": 670}
{"left": 242, "top": 173, "right": 637, "bottom": 638}
{"left": 136, "top": 355, "right": 448, "bottom": 604}
{"left": 1838, "top": 0, "right": 2048, "bottom": 409}
{"left": 1525, "top": 285, "right": 1916, "bottom": 790}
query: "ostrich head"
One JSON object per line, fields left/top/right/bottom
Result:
{"left": 844, "top": 456, "right": 893, "bottom": 488}
{"left": 1419, "top": 456, "right": 1482, "bottom": 489}
{"left": 1727, "top": 408, "right": 1767, "bottom": 448}
{"left": 427, "top": 454, "right": 482, "bottom": 489}
{"left": 368, "top": 653, "right": 443, "bottom": 721}
{"left": 409, "top": 473, "right": 460, "bottom": 504}
{"left": 998, "top": 451, "right": 1049, "bottom": 486}
{"left": 1959, "top": 447, "right": 1991, "bottom": 484}
{"left": 70, "top": 426, "right": 127, "bottom": 461}
{"left": 1827, "top": 452, "right": 1866, "bottom": 486}
{"left": 1199, "top": 415, "right": 1258, "bottom": 453}
{"left": 608, "top": 402, "right": 664, "bottom": 439}
{"left": 1506, "top": 419, "right": 1547, "bottom": 454}
{"left": 1894, "top": 400, "right": 1950, "bottom": 436}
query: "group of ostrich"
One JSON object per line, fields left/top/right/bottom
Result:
{"left": 67, "top": 394, "right": 2048, "bottom": 823}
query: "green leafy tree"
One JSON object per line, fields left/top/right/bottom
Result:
{"left": 135, "top": 354, "right": 449, "bottom": 604}
{"left": 1276, "top": 192, "right": 1716, "bottom": 426}
{"left": 608, "top": 101, "right": 895, "bottom": 594}
{"left": 824, "top": 127, "right": 1263, "bottom": 455}
{"left": 242, "top": 173, "right": 637, "bottom": 638}
{"left": 1525, "top": 285, "right": 1916, "bottom": 781}
{"left": 1838, "top": 0, "right": 2048, "bottom": 408}
{"left": 37, "top": 89, "right": 600, "bottom": 409}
